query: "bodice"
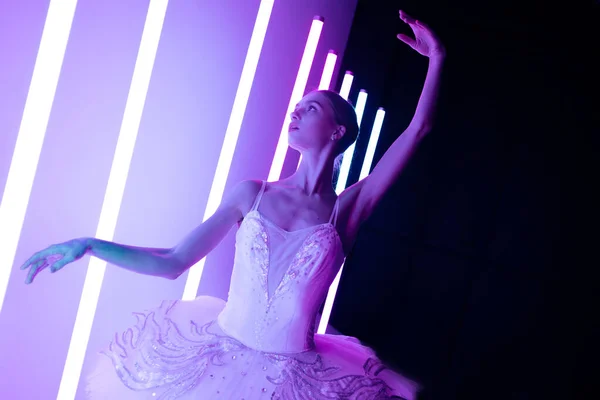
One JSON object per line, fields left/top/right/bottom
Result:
{"left": 217, "top": 205, "right": 344, "bottom": 353}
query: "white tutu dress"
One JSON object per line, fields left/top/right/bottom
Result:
{"left": 85, "top": 181, "right": 419, "bottom": 399}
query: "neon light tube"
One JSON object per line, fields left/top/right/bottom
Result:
{"left": 56, "top": 1, "right": 169, "bottom": 398}
{"left": 296, "top": 49, "right": 338, "bottom": 169}
{"left": 267, "top": 17, "right": 324, "bottom": 182}
{"left": 359, "top": 108, "right": 385, "bottom": 180}
{"left": 182, "top": 0, "right": 275, "bottom": 300}
{"left": 338, "top": 71, "right": 353, "bottom": 100}
{"left": 334, "top": 89, "right": 367, "bottom": 193}
{"left": 319, "top": 91, "right": 371, "bottom": 334}
{"left": 0, "top": 0, "right": 79, "bottom": 315}
{"left": 318, "top": 50, "right": 337, "bottom": 90}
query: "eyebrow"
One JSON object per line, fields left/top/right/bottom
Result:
{"left": 294, "top": 100, "right": 323, "bottom": 109}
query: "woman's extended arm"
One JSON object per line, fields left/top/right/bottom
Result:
{"left": 21, "top": 180, "right": 259, "bottom": 283}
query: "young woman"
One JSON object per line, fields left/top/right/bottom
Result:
{"left": 21, "top": 10, "right": 444, "bottom": 400}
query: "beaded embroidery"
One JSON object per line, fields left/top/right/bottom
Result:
{"left": 100, "top": 303, "right": 399, "bottom": 399}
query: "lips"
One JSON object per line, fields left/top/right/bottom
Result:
{"left": 288, "top": 124, "right": 299, "bottom": 132}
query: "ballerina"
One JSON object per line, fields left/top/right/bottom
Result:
{"left": 21, "top": 10, "right": 444, "bottom": 400}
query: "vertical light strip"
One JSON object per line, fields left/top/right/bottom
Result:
{"left": 332, "top": 72, "right": 355, "bottom": 193}
{"left": 181, "top": 0, "right": 275, "bottom": 300}
{"left": 334, "top": 89, "right": 367, "bottom": 193}
{"left": 0, "top": 0, "right": 78, "bottom": 315}
{"left": 318, "top": 90, "right": 370, "bottom": 335}
{"left": 318, "top": 50, "right": 337, "bottom": 90}
{"left": 338, "top": 71, "right": 353, "bottom": 100}
{"left": 354, "top": 90, "right": 368, "bottom": 128}
{"left": 359, "top": 108, "right": 385, "bottom": 179}
{"left": 296, "top": 49, "right": 338, "bottom": 169}
{"left": 267, "top": 17, "right": 324, "bottom": 182}
{"left": 56, "top": 1, "right": 169, "bottom": 398}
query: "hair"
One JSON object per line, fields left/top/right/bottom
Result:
{"left": 316, "top": 90, "right": 360, "bottom": 158}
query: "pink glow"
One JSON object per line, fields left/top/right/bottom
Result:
{"left": 267, "top": 16, "right": 324, "bottom": 182}
{"left": 318, "top": 50, "right": 338, "bottom": 90}
{"left": 182, "top": 0, "right": 275, "bottom": 301}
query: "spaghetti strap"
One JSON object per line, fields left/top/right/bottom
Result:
{"left": 250, "top": 180, "right": 267, "bottom": 212}
{"left": 328, "top": 197, "right": 340, "bottom": 227}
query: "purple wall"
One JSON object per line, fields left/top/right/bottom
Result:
{"left": 0, "top": 0, "right": 357, "bottom": 398}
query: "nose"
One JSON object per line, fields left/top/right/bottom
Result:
{"left": 290, "top": 110, "right": 300, "bottom": 120}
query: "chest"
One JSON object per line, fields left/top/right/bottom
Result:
{"left": 256, "top": 194, "right": 332, "bottom": 232}
{"left": 240, "top": 183, "right": 364, "bottom": 257}
{"left": 236, "top": 213, "right": 344, "bottom": 294}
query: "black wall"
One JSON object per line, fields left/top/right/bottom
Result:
{"left": 330, "top": 1, "right": 597, "bottom": 399}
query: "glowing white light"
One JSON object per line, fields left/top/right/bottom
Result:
{"left": 334, "top": 89, "right": 367, "bottom": 194}
{"left": 359, "top": 108, "right": 385, "bottom": 180}
{"left": 0, "top": 0, "right": 78, "bottom": 315}
{"left": 354, "top": 89, "right": 368, "bottom": 126}
{"left": 319, "top": 91, "right": 372, "bottom": 335}
{"left": 317, "top": 263, "right": 342, "bottom": 334}
{"left": 56, "top": 1, "right": 169, "bottom": 398}
{"left": 338, "top": 71, "right": 353, "bottom": 100}
{"left": 267, "top": 17, "right": 324, "bottom": 182}
{"left": 318, "top": 50, "right": 337, "bottom": 90}
{"left": 182, "top": 0, "right": 275, "bottom": 300}
{"left": 296, "top": 50, "right": 338, "bottom": 169}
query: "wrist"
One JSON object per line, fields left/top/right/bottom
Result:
{"left": 80, "top": 237, "right": 95, "bottom": 254}
{"left": 430, "top": 53, "right": 445, "bottom": 63}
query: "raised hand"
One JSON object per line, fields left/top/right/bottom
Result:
{"left": 397, "top": 10, "right": 445, "bottom": 59}
{"left": 20, "top": 238, "right": 89, "bottom": 284}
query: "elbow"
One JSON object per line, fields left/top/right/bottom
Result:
{"left": 163, "top": 267, "right": 180, "bottom": 280}
{"left": 163, "top": 250, "right": 187, "bottom": 280}
{"left": 417, "top": 123, "right": 433, "bottom": 138}
{"left": 164, "top": 265, "right": 185, "bottom": 280}
{"left": 407, "top": 122, "right": 432, "bottom": 141}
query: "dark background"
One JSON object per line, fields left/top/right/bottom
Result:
{"left": 329, "top": 1, "right": 597, "bottom": 399}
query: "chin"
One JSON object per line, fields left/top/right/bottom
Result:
{"left": 289, "top": 144, "right": 303, "bottom": 153}
{"left": 287, "top": 136, "right": 302, "bottom": 152}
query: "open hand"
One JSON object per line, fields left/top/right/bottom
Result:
{"left": 397, "top": 10, "right": 445, "bottom": 59}
{"left": 20, "top": 238, "right": 89, "bottom": 284}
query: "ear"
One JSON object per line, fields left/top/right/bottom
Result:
{"left": 335, "top": 125, "right": 347, "bottom": 140}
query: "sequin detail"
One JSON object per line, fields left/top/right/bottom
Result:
{"left": 99, "top": 301, "right": 399, "bottom": 399}
{"left": 266, "top": 353, "right": 396, "bottom": 399}
{"left": 100, "top": 301, "right": 246, "bottom": 400}
{"left": 234, "top": 210, "right": 342, "bottom": 351}
{"left": 242, "top": 215, "right": 270, "bottom": 301}
{"left": 244, "top": 210, "right": 341, "bottom": 303}
{"left": 273, "top": 224, "right": 337, "bottom": 300}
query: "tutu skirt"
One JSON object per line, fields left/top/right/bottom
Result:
{"left": 85, "top": 296, "right": 419, "bottom": 399}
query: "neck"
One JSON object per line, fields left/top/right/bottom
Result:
{"left": 283, "top": 151, "right": 336, "bottom": 197}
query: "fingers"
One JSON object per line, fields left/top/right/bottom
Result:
{"left": 50, "top": 257, "right": 71, "bottom": 273}
{"left": 20, "top": 252, "right": 42, "bottom": 270}
{"left": 398, "top": 10, "right": 425, "bottom": 41}
{"left": 415, "top": 19, "right": 430, "bottom": 29}
{"left": 25, "top": 260, "right": 47, "bottom": 284}
{"left": 399, "top": 10, "right": 431, "bottom": 31}
{"left": 20, "top": 245, "right": 55, "bottom": 270}
{"left": 398, "top": 10, "right": 416, "bottom": 25}
{"left": 396, "top": 33, "right": 416, "bottom": 49}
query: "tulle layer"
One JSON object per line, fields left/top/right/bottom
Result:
{"left": 85, "top": 296, "right": 419, "bottom": 400}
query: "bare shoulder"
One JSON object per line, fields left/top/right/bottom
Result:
{"left": 223, "top": 179, "right": 263, "bottom": 217}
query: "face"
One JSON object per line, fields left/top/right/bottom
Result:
{"left": 287, "top": 91, "right": 341, "bottom": 154}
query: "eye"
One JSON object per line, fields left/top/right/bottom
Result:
{"left": 308, "top": 105, "right": 317, "bottom": 111}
